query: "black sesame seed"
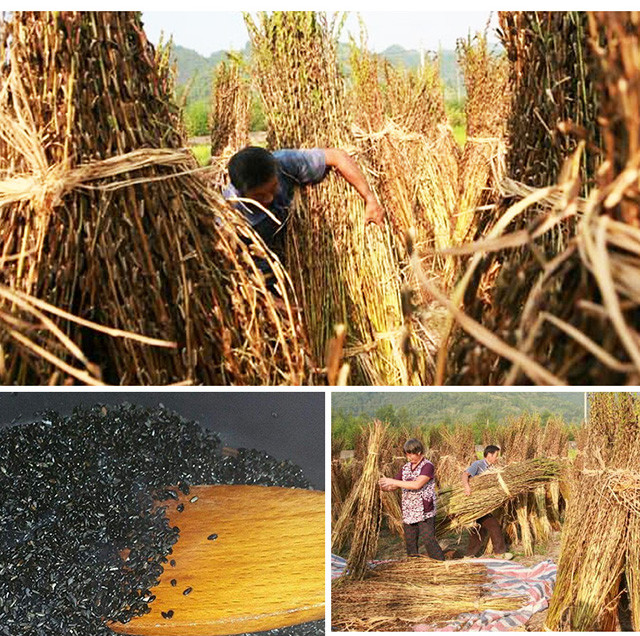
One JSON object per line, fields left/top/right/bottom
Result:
{"left": 176, "top": 504, "right": 184, "bottom": 513}
{"left": 170, "top": 579, "right": 177, "bottom": 587}
{"left": 0, "top": 402, "right": 311, "bottom": 635}
{"left": 183, "top": 587, "right": 192, "bottom": 595}
{"left": 207, "top": 533, "right": 218, "bottom": 541}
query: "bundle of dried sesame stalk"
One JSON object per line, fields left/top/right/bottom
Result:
{"left": 439, "top": 12, "right": 640, "bottom": 387}
{"left": 209, "top": 55, "right": 250, "bottom": 157}
{"left": 348, "top": 39, "right": 459, "bottom": 282}
{"left": 546, "top": 392, "right": 640, "bottom": 631}
{"left": 0, "top": 11, "right": 306, "bottom": 385}
{"left": 442, "top": 458, "right": 562, "bottom": 530}
{"left": 332, "top": 556, "right": 525, "bottom": 632}
{"left": 245, "top": 11, "right": 427, "bottom": 385}
{"left": 453, "top": 30, "right": 510, "bottom": 245}
{"left": 331, "top": 420, "right": 387, "bottom": 581}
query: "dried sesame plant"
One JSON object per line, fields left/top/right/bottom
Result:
{"left": 0, "top": 11, "right": 306, "bottom": 385}
{"left": 332, "top": 556, "right": 525, "bottom": 632}
{"left": 246, "top": 11, "right": 428, "bottom": 385}
{"left": 209, "top": 55, "right": 250, "bottom": 157}
{"left": 546, "top": 392, "right": 640, "bottom": 630}
{"left": 421, "top": 12, "right": 640, "bottom": 387}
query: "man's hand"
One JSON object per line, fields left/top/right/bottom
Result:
{"left": 324, "top": 149, "right": 386, "bottom": 228}
{"left": 464, "top": 484, "right": 472, "bottom": 496}
{"left": 365, "top": 197, "right": 385, "bottom": 228}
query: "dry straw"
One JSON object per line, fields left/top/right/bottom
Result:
{"left": 437, "top": 12, "right": 640, "bottom": 387}
{"left": 0, "top": 11, "right": 307, "bottom": 385}
{"left": 441, "top": 457, "right": 562, "bottom": 531}
{"left": 246, "top": 11, "right": 427, "bottom": 385}
{"left": 491, "top": 414, "right": 567, "bottom": 554}
{"left": 348, "top": 37, "right": 459, "bottom": 282}
{"left": 347, "top": 37, "right": 459, "bottom": 379}
{"left": 331, "top": 420, "right": 387, "bottom": 580}
{"left": 546, "top": 392, "right": 640, "bottom": 630}
{"left": 430, "top": 424, "right": 476, "bottom": 488}
{"left": 209, "top": 55, "right": 250, "bottom": 157}
{"left": 453, "top": 29, "right": 510, "bottom": 245}
{"left": 332, "top": 557, "right": 526, "bottom": 631}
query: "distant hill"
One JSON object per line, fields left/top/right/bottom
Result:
{"left": 170, "top": 44, "right": 249, "bottom": 102}
{"left": 170, "top": 41, "right": 466, "bottom": 106}
{"left": 331, "top": 392, "right": 586, "bottom": 426}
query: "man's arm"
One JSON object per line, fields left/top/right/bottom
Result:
{"left": 324, "top": 149, "right": 385, "bottom": 227}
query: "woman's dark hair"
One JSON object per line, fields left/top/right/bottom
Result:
{"left": 484, "top": 444, "right": 501, "bottom": 457}
{"left": 403, "top": 438, "right": 424, "bottom": 455}
{"left": 228, "top": 146, "right": 277, "bottom": 194}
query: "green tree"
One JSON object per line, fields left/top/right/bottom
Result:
{"left": 184, "top": 99, "right": 209, "bottom": 137}
{"left": 249, "top": 94, "right": 266, "bottom": 132}
{"left": 375, "top": 404, "right": 398, "bottom": 425}
{"left": 396, "top": 406, "right": 411, "bottom": 426}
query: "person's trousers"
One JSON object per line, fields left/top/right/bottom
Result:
{"left": 465, "top": 513, "right": 506, "bottom": 556}
{"left": 403, "top": 516, "right": 444, "bottom": 560}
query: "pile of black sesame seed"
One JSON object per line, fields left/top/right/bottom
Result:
{"left": 0, "top": 403, "right": 324, "bottom": 636}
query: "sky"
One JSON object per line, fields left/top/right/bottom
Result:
{"left": 141, "top": 11, "right": 500, "bottom": 57}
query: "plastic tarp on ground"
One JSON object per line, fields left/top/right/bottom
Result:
{"left": 331, "top": 555, "right": 556, "bottom": 632}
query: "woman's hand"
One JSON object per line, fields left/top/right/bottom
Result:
{"left": 379, "top": 477, "right": 394, "bottom": 489}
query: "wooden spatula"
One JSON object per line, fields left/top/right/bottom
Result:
{"left": 108, "top": 485, "right": 324, "bottom": 636}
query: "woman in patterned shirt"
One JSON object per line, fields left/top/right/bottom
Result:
{"left": 379, "top": 438, "right": 445, "bottom": 560}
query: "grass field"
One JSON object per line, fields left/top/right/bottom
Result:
{"left": 452, "top": 123, "right": 466, "bottom": 147}
{"left": 191, "top": 144, "right": 211, "bottom": 166}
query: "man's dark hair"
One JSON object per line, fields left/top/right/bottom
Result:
{"left": 403, "top": 438, "right": 424, "bottom": 455}
{"left": 484, "top": 444, "right": 501, "bottom": 457}
{"left": 228, "top": 146, "right": 277, "bottom": 194}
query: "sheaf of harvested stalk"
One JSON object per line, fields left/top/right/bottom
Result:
{"left": 331, "top": 457, "right": 360, "bottom": 525}
{"left": 209, "top": 55, "right": 250, "bottom": 157}
{"left": 428, "top": 424, "right": 476, "bottom": 489}
{"left": 494, "top": 413, "right": 566, "bottom": 554}
{"left": 332, "top": 557, "right": 526, "bottom": 632}
{"left": 349, "top": 38, "right": 459, "bottom": 276}
{"left": 435, "top": 13, "right": 640, "bottom": 388}
{"left": 440, "top": 11, "right": 615, "bottom": 386}
{"left": 453, "top": 29, "right": 510, "bottom": 245}
{"left": 546, "top": 392, "right": 640, "bottom": 631}
{"left": 246, "top": 11, "right": 429, "bottom": 385}
{"left": 347, "top": 36, "right": 460, "bottom": 380}
{"left": 441, "top": 457, "right": 562, "bottom": 531}
{"left": 540, "top": 415, "right": 570, "bottom": 528}
{"left": 0, "top": 11, "right": 307, "bottom": 385}
{"left": 331, "top": 420, "right": 387, "bottom": 580}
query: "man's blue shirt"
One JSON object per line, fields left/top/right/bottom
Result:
{"left": 223, "top": 148, "right": 328, "bottom": 247}
{"left": 466, "top": 458, "right": 490, "bottom": 477}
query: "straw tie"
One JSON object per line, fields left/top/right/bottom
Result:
{"left": 0, "top": 147, "right": 193, "bottom": 213}
{"left": 584, "top": 468, "right": 640, "bottom": 515}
